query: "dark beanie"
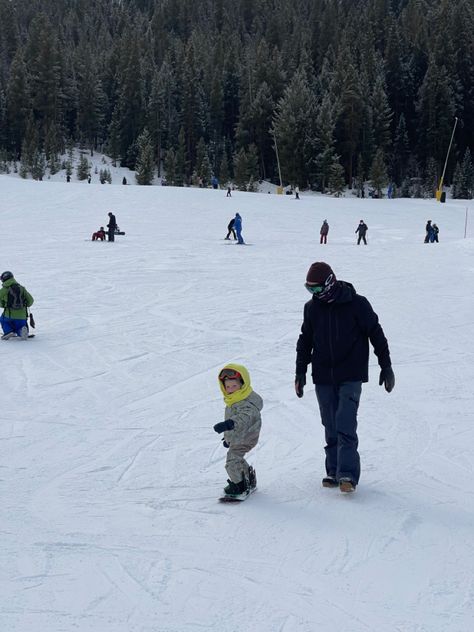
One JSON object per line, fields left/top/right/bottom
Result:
{"left": 306, "top": 262, "right": 335, "bottom": 285}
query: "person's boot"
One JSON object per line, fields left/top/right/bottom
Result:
{"left": 339, "top": 477, "right": 356, "bottom": 493}
{"left": 248, "top": 466, "right": 257, "bottom": 490}
{"left": 223, "top": 479, "right": 247, "bottom": 496}
{"left": 322, "top": 475, "right": 338, "bottom": 488}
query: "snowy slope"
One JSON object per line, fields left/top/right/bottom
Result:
{"left": 1, "top": 176, "right": 473, "bottom": 632}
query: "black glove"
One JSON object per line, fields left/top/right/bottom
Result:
{"left": 213, "top": 419, "right": 235, "bottom": 434}
{"left": 295, "top": 373, "right": 306, "bottom": 398}
{"left": 222, "top": 440, "right": 229, "bottom": 448}
{"left": 379, "top": 366, "right": 395, "bottom": 393}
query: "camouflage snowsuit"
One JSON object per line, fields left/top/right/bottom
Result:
{"left": 223, "top": 391, "right": 263, "bottom": 483}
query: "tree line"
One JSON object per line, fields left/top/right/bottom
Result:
{"left": 0, "top": 0, "right": 473, "bottom": 196}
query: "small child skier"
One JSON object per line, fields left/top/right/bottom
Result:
{"left": 214, "top": 364, "right": 263, "bottom": 498}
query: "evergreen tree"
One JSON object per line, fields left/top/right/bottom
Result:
{"left": 20, "top": 112, "right": 39, "bottom": 175}
{"left": 164, "top": 147, "right": 177, "bottom": 185}
{"left": 195, "top": 137, "right": 212, "bottom": 186}
{"left": 272, "top": 70, "right": 316, "bottom": 187}
{"left": 175, "top": 127, "right": 187, "bottom": 186}
{"left": 335, "top": 56, "right": 364, "bottom": 188}
{"left": 422, "top": 157, "right": 438, "bottom": 198}
{"left": 233, "top": 145, "right": 259, "bottom": 191}
{"left": 393, "top": 114, "right": 410, "bottom": 185}
{"left": 219, "top": 149, "right": 230, "bottom": 186}
{"left": 76, "top": 152, "right": 90, "bottom": 181}
{"left": 370, "top": 148, "right": 389, "bottom": 197}
{"left": 328, "top": 156, "right": 345, "bottom": 197}
{"left": 314, "top": 94, "right": 338, "bottom": 193}
{"left": 135, "top": 128, "right": 155, "bottom": 185}
{"left": 6, "top": 49, "right": 30, "bottom": 158}
{"left": 452, "top": 148, "right": 474, "bottom": 199}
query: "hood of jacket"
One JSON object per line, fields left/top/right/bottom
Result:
{"left": 2, "top": 277, "right": 17, "bottom": 289}
{"left": 218, "top": 363, "right": 254, "bottom": 406}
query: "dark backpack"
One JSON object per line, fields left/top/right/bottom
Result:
{"left": 6, "top": 283, "right": 26, "bottom": 310}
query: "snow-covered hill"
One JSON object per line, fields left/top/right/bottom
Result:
{"left": 1, "top": 175, "right": 473, "bottom": 632}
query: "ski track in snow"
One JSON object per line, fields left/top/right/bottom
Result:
{"left": 1, "top": 176, "right": 473, "bottom": 631}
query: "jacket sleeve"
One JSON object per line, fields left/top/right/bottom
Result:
{"left": 224, "top": 401, "right": 260, "bottom": 443}
{"left": 0, "top": 287, "right": 6, "bottom": 308}
{"left": 358, "top": 297, "right": 391, "bottom": 369}
{"left": 296, "top": 302, "right": 313, "bottom": 375}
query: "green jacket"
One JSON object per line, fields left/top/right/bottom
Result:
{"left": 0, "top": 277, "right": 34, "bottom": 319}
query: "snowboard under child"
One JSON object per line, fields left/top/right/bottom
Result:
{"left": 214, "top": 364, "right": 263, "bottom": 501}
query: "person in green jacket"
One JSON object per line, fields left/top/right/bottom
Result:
{"left": 0, "top": 271, "right": 34, "bottom": 340}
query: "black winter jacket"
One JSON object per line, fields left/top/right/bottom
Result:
{"left": 296, "top": 281, "right": 391, "bottom": 384}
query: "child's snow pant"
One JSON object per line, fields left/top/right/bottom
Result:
{"left": 225, "top": 430, "right": 260, "bottom": 483}
{"left": 315, "top": 381, "right": 362, "bottom": 484}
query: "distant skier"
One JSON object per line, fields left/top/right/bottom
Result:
{"left": 355, "top": 220, "right": 368, "bottom": 245}
{"left": 214, "top": 364, "right": 262, "bottom": 500}
{"left": 0, "top": 271, "right": 34, "bottom": 340}
{"left": 432, "top": 223, "right": 439, "bottom": 243}
{"left": 295, "top": 261, "right": 394, "bottom": 493}
{"left": 122, "top": 177, "right": 127, "bottom": 185}
{"left": 107, "top": 212, "right": 117, "bottom": 242}
{"left": 234, "top": 212, "right": 244, "bottom": 244}
{"left": 226, "top": 186, "right": 232, "bottom": 198}
{"left": 424, "top": 220, "right": 434, "bottom": 243}
{"left": 295, "top": 186, "right": 300, "bottom": 200}
{"left": 320, "top": 220, "right": 329, "bottom": 244}
{"left": 92, "top": 227, "right": 106, "bottom": 241}
{"left": 225, "top": 217, "right": 236, "bottom": 240}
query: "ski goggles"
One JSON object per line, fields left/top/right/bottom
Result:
{"left": 218, "top": 368, "right": 242, "bottom": 382}
{"left": 304, "top": 283, "right": 325, "bottom": 295}
{"left": 305, "top": 273, "right": 335, "bottom": 296}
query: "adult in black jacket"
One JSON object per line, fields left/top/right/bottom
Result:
{"left": 355, "top": 220, "right": 368, "bottom": 244}
{"left": 295, "top": 262, "right": 394, "bottom": 493}
{"left": 107, "top": 212, "right": 117, "bottom": 242}
{"left": 225, "top": 217, "right": 236, "bottom": 240}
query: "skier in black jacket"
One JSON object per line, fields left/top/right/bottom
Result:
{"left": 355, "top": 220, "right": 368, "bottom": 244}
{"left": 107, "top": 212, "right": 117, "bottom": 242}
{"left": 295, "top": 262, "right": 394, "bottom": 493}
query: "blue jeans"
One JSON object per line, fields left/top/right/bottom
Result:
{"left": 315, "top": 381, "right": 362, "bottom": 484}
{"left": 0, "top": 314, "right": 28, "bottom": 336}
{"left": 236, "top": 227, "right": 244, "bottom": 244}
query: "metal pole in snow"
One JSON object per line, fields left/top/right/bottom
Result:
{"left": 465, "top": 207, "right": 469, "bottom": 238}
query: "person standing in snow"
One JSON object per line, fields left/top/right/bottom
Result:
{"left": 432, "top": 223, "right": 439, "bottom": 243}
{"left": 320, "top": 220, "right": 329, "bottom": 244}
{"left": 107, "top": 212, "right": 117, "bottom": 242}
{"left": 213, "top": 364, "right": 263, "bottom": 498}
{"left": 424, "top": 220, "right": 434, "bottom": 243}
{"left": 355, "top": 220, "right": 368, "bottom": 245}
{"left": 234, "top": 212, "right": 244, "bottom": 244}
{"left": 225, "top": 217, "right": 236, "bottom": 240}
{"left": 0, "top": 271, "right": 34, "bottom": 340}
{"left": 294, "top": 262, "right": 394, "bottom": 493}
{"left": 226, "top": 186, "right": 232, "bottom": 198}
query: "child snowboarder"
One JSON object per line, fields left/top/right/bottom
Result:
{"left": 214, "top": 364, "right": 263, "bottom": 499}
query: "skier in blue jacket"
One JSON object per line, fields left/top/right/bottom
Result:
{"left": 234, "top": 213, "right": 244, "bottom": 244}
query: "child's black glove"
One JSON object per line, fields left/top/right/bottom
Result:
{"left": 213, "top": 419, "right": 235, "bottom": 434}
{"left": 379, "top": 366, "right": 395, "bottom": 393}
{"left": 222, "top": 439, "right": 229, "bottom": 448}
{"left": 295, "top": 373, "right": 306, "bottom": 398}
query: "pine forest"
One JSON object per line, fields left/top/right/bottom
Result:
{"left": 0, "top": 0, "right": 473, "bottom": 196}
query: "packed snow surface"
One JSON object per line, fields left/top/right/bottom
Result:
{"left": 1, "top": 176, "right": 473, "bottom": 632}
